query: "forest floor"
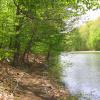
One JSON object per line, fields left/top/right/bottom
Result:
{"left": 0, "top": 62, "right": 69, "bottom": 100}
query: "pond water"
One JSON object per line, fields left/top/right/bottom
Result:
{"left": 60, "top": 51, "right": 100, "bottom": 100}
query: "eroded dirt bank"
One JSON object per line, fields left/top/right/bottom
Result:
{"left": 0, "top": 62, "right": 69, "bottom": 100}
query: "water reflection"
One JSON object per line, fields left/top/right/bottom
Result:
{"left": 61, "top": 52, "right": 100, "bottom": 100}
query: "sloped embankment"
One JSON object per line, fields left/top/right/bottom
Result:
{"left": 0, "top": 62, "right": 69, "bottom": 100}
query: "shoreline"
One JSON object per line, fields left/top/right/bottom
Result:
{"left": 0, "top": 63, "right": 69, "bottom": 100}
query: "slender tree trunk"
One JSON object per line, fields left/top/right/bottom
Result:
{"left": 9, "top": 36, "right": 13, "bottom": 48}
{"left": 13, "top": 5, "right": 21, "bottom": 67}
{"left": 22, "top": 33, "right": 34, "bottom": 64}
{"left": 46, "top": 44, "right": 52, "bottom": 66}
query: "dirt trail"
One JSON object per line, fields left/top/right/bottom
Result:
{"left": 0, "top": 64, "right": 69, "bottom": 100}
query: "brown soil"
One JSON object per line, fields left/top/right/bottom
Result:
{"left": 0, "top": 62, "right": 69, "bottom": 100}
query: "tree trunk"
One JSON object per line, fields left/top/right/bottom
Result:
{"left": 22, "top": 33, "right": 34, "bottom": 64}
{"left": 13, "top": 5, "right": 21, "bottom": 67}
{"left": 46, "top": 44, "right": 52, "bottom": 66}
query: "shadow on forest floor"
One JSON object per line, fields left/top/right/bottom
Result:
{"left": 0, "top": 62, "right": 69, "bottom": 100}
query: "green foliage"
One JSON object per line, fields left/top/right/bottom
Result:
{"left": 0, "top": 0, "right": 99, "bottom": 63}
{"left": 0, "top": 49, "right": 13, "bottom": 60}
{"left": 64, "top": 17, "right": 100, "bottom": 51}
{"left": 80, "top": 17, "right": 100, "bottom": 50}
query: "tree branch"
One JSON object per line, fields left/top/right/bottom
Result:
{"left": 13, "top": 0, "right": 34, "bottom": 20}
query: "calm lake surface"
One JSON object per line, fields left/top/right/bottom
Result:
{"left": 60, "top": 51, "right": 100, "bottom": 100}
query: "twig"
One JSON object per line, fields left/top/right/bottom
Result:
{"left": 12, "top": 72, "right": 25, "bottom": 94}
{"left": 13, "top": 0, "right": 34, "bottom": 20}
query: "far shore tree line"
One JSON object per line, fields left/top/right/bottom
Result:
{"left": 63, "top": 17, "right": 100, "bottom": 51}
